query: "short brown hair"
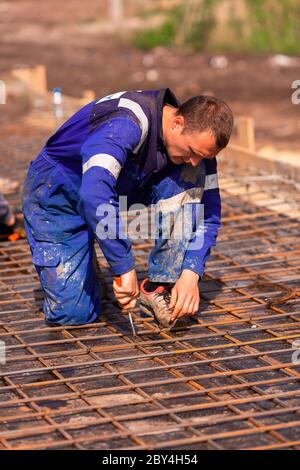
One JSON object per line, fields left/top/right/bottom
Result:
{"left": 176, "top": 95, "right": 234, "bottom": 149}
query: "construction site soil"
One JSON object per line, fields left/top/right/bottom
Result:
{"left": 1, "top": 0, "right": 300, "bottom": 151}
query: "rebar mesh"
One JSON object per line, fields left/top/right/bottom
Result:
{"left": 0, "top": 178, "right": 299, "bottom": 450}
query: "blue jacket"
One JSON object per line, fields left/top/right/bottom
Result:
{"left": 44, "top": 89, "right": 221, "bottom": 276}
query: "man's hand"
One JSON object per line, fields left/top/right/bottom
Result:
{"left": 113, "top": 269, "right": 139, "bottom": 310}
{"left": 169, "top": 269, "right": 200, "bottom": 323}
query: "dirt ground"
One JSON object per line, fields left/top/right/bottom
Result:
{"left": 1, "top": 0, "right": 300, "bottom": 152}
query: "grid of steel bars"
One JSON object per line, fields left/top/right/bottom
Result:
{"left": 0, "top": 177, "right": 299, "bottom": 450}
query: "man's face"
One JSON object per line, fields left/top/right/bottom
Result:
{"left": 164, "top": 115, "right": 219, "bottom": 166}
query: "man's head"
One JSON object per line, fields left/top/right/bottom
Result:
{"left": 162, "top": 95, "right": 233, "bottom": 166}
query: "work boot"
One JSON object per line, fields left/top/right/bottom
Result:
{"left": 139, "top": 278, "right": 177, "bottom": 329}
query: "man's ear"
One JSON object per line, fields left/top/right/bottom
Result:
{"left": 172, "top": 114, "right": 185, "bottom": 131}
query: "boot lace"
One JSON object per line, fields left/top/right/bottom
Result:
{"left": 154, "top": 289, "right": 171, "bottom": 308}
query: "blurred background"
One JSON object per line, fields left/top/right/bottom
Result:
{"left": 0, "top": 0, "right": 299, "bottom": 152}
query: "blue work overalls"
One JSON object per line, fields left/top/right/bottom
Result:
{"left": 23, "top": 89, "right": 221, "bottom": 325}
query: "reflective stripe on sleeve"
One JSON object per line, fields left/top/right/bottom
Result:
{"left": 82, "top": 154, "right": 122, "bottom": 179}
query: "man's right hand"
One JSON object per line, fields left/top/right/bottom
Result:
{"left": 113, "top": 269, "right": 139, "bottom": 309}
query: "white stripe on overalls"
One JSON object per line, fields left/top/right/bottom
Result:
{"left": 155, "top": 173, "right": 219, "bottom": 213}
{"left": 95, "top": 91, "right": 126, "bottom": 104}
{"left": 82, "top": 154, "right": 122, "bottom": 179}
{"left": 156, "top": 188, "right": 204, "bottom": 213}
{"left": 118, "top": 97, "right": 149, "bottom": 153}
{"left": 204, "top": 173, "right": 219, "bottom": 190}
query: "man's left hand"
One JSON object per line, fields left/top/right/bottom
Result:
{"left": 169, "top": 269, "right": 200, "bottom": 323}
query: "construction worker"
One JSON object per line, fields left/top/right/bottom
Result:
{"left": 23, "top": 89, "right": 233, "bottom": 327}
